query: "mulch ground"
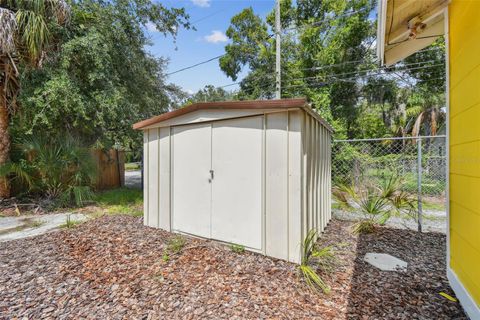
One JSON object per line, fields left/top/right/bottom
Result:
{"left": 0, "top": 216, "right": 467, "bottom": 319}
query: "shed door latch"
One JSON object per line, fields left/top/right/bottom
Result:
{"left": 209, "top": 170, "right": 214, "bottom": 182}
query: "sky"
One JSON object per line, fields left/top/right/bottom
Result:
{"left": 146, "top": 0, "right": 276, "bottom": 94}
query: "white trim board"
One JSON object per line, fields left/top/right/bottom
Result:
{"left": 448, "top": 268, "right": 480, "bottom": 319}
{"left": 444, "top": 6, "right": 451, "bottom": 273}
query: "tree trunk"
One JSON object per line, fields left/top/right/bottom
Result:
{"left": 0, "top": 85, "right": 11, "bottom": 198}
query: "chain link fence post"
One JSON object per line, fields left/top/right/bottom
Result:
{"left": 417, "top": 138, "right": 423, "bottom": 232}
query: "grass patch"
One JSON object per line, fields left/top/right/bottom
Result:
{"left": 28, "top": 220, "right": 44, "bottom": 228}
{"left": 93, "top": 188, "right": 143, "bottom": 217}
{"left": 421, "top": 200, "right": 445, "bottom": 211}
{"left": 125, "top": 162, "right": 141, "bottom": 171}
{"left": 167, "top": 235, "right": 186, "bottom": 253}
{"left": 59, "top": 215, "right": 84, "bottom": 229}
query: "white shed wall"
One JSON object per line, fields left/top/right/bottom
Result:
{"left": 142, "top": 109, "right": 331, "bottom": 264}
{"left": 301, "top": 112, "right": 332, "bottom": 242}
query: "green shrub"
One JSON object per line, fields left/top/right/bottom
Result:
{"left": 0, "top": 134, "right": 96, "bottom": 207}
{"left": 230, "top": 243, "right": 245, "bottom": 253}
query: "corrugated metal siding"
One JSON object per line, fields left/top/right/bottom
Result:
{"left": 449, "top": 0, "right": 480, "bottom": 305}
{"left": 143, "top": 127, "right": 171, "bottom": 230}
{"left": 142, "top": 109, "right": 331, "bottom": 264}
{"left": 265, "top": 112, "right": 289, "bottom": 260}
{"left": 301, "top": 111, "right": 332, "bottom": 242}
{"left": 159, "top": 127, "right": 171, "bottom": 230}
{"left": 287, "top": 111, "right": 303, "bottom": 263}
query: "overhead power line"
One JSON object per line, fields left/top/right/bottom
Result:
{"left": 217, "top": 62, "right": 444, "bottom": 92}
{"left": 192, "top": 9, "right": 226, "bottom": 24}
{"left": 166, "top": 54, "right": 225, "bottom": 76}
{"left": 286, "top": 62, "right": 445, "bottom": 83}
{"left": 166, "top": 8, "right": 370, "bottom": 77}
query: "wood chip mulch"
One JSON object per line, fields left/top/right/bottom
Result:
{"left": 0, "top": 216, "right": 467, "bottom": 319}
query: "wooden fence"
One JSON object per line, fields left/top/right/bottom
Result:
{"left": 92, "top": 149, "right": 125, "bottom": 190}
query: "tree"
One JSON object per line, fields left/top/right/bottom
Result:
{"left": 187, "top": 85, "right": 233, "bottom": 103}
{"left": 0, "top": 0, "right": 70, "bottom": 197}
{"left": 16, "top": 0, "right": 191, "bottom": 155}
{"left": 360, "top": 76, "right": 400, "bottom": 135}
{"left": 219, "top": 0, "right": 376, "bottom": 137}
{"left": 403, "top": 39, "right": 446, "bottom": 136}
{"left": 406, "top": 86, "right": 445, "bottom": 137}
{"left": 219, "top": 7, "right": 276, "bottom": 99}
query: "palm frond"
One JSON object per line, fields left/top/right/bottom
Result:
{"left": 0, "top": 161, "right": 35, "bottom": 189}
{"left": 0, "top": 7, "right": 17, "bottom": 54}
{"left": 47, "top": 0, "right": 70, "bottom": 24}
{"left": 411, "top": 111, "right": 424, "bottom": 137}
{"left": 405, "top": 105, "right": 422, "bottom": 117}
{"left": 2, "top": 0, "right": 70, "bottom": 63}
{"left": 301, "top": 229, "right": 318, "bottom": 265}
{"left": 378, "top": 174, "right": 402, "bottom": 199}
{"left": 71, "top": 185, "right": 94, "bottom": 206}
{"left": 430, "top": 109, "right": 437, "bottom": 136}
{"left": 299, "top": 264, "right": 330, "bottom": 293}
{"left": 15, "top": 9, "right": 50, "bottom": 63}
{"left": 352, "top": 220, "right": 375, "bottom": 234}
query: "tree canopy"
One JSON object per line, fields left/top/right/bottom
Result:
{"left": 10, "top": 0, "right": 447, "bottom": 150}
{"left": 218, "top": 0, "right": 446, "bottom": 139}
{"left": 15, "top": 0, "right": 192, "bottom": 152}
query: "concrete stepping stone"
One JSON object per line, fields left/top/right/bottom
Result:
{"left": 364, "top": 253, "right": 408, "bottom": 272}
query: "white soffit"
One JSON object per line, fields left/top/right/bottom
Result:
{"left": 377, "top": 0, "right": 448, "bottom": 66}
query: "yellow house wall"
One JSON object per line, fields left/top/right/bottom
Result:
{"left": 449, "top": 0, "right": 480, "bottom": 306}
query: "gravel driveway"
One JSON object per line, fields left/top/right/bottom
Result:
{"left": 333, "top": 208, "right": 447, "bottom": 234}
{"left": 0, "top": 216, "right": 465, "bottom": 319}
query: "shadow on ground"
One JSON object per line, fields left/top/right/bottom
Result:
{"left": 345, "top": 225, "right": 466, "bottom": 319}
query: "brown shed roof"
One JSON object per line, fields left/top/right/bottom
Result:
{"left": 133, "top": 98, "right": 332, "bottom": 132}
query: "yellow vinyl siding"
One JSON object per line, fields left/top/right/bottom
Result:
{"left": 449, "top": 0, "right": 480, "bottom": 306}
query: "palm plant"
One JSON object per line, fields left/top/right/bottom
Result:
{"left": 352, "top": 190, "right": 389, "bottom": 234}
{"left": 332, "top": 183, "right": 356, "bottom": 208}
{"left": 0, "top": 134, "right": 96, "bottom": 206}
{"left": 334, "top": 174, "right": 416, "bottom": 234}
{"left": 0, "top": 0, "right": 70, "bottom": 197}
{"left": 299, "top": 229, "right": 334, "bottom": 293}
{"left": 405, "top": 88, "right": 445, "bottom": 137}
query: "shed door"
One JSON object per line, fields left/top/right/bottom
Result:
{"left": 172, "top": 117, "right": 263, "bottom": 250}
{"left": 172, "top": 123, "right": 212, "bottom": 238}
{"left": 211, "top": 116, "right": 263, "bottom": 250}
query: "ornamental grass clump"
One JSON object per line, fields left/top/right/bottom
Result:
{"left": 299, "top": 229, "right": 334, "bottom": 294}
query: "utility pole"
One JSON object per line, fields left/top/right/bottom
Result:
{"left": 275, "top": 0, "right": 281, "bottom": 99}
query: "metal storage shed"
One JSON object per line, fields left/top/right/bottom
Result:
{"left": 133, "top": 98, "right": 332, "bottom": 263}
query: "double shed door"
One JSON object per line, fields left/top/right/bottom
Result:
{"left": 172, "top": 116, "right": 263, "bottom": 250}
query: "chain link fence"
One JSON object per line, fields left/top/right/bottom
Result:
{"left": 332, "top": 135, "right": 447, "bottom": 231}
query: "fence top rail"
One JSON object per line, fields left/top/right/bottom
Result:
{"left": 334, "top": 135, "right": 446, "bottom": 143}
